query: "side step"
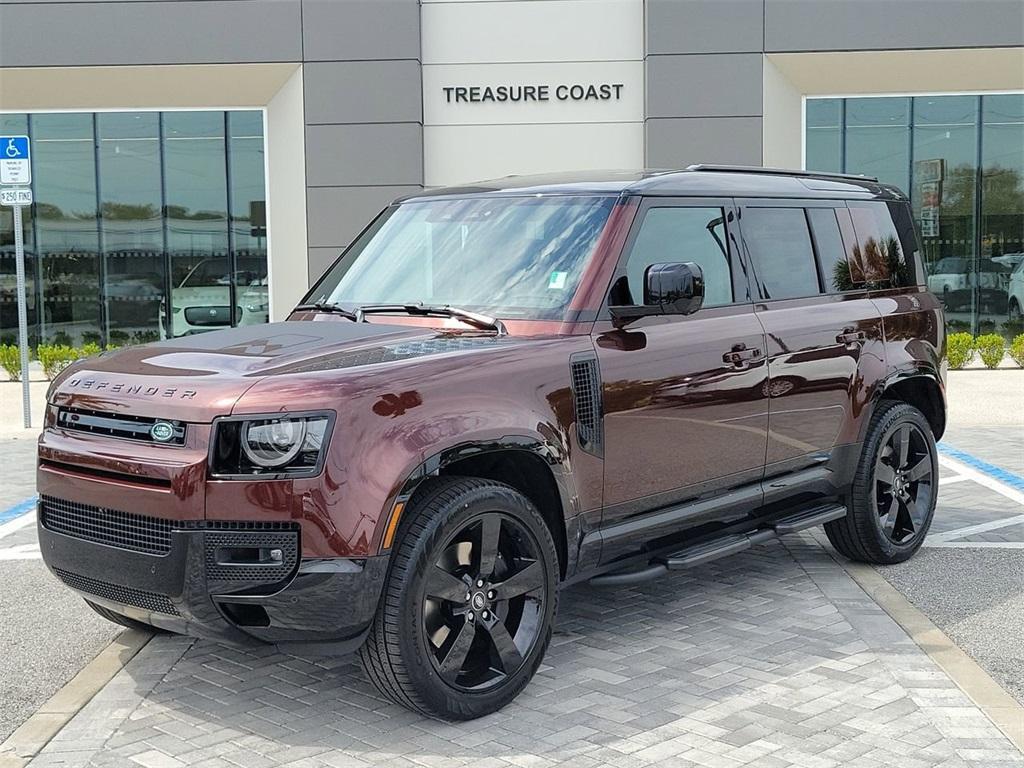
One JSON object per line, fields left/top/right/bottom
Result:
{"left": 589, "top": 503, "right": 846, "bottom": 587}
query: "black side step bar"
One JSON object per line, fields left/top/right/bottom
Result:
{"left": 589, "top": 503, "right": 846, "bottom": 587}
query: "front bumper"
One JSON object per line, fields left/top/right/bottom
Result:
{"left": 38, "top": 501, "right": 388, "bottom": 654}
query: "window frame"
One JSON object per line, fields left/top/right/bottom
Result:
{"left": 599, "top": 196, "right": 752, "bottom": 320}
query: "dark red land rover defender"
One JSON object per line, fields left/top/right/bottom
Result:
{"left": 39, "top": 166, "right": 945, "bottom": 719}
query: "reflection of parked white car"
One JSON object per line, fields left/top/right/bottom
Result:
{"left": 161, "top": 257, "right": 269, "bottom": 338}
{"left": 992, "top": 252, "right": 1024, "bottom": 269}
{"left": 926, "top": 257, "right": 1010, "bottom": 312}
{"left": 1009, "top": 261, "right": 1024, "bottom": 321}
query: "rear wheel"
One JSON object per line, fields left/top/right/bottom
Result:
{"left": 84, "top": 600, "right": 171, "bottom": 634}
{"left": 825, "top": 400, "right": 938, "bottom": 564}
{"left": 360, "top": 477, "right": 558, "bottom": 720}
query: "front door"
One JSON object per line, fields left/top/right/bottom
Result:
{"left": 595, "top": 199, "right": 769, "bottom": 563}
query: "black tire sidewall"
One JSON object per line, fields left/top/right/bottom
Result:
{"left": 388, "top": 480, "right": 558, "bottom": 719}
{"left": 855, "top": 403, "right": 938, "bottom": 562}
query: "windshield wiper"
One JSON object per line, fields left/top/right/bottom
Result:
{"left": 293, "top": 301, "right": 358, "bottom": 321}
{"left": 353, "top": 303, "right": 507, "bottom": 335}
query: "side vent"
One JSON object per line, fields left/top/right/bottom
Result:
{"left": 570, "top": 354, "right": 604, "bottom": 457}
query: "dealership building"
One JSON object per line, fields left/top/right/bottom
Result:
{"left": 0, "top": 0, "right": 1022, "bottom": 347}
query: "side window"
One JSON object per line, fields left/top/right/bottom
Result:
{"left": 848, "top": 200, "right": 911, "bottom": 288}
{"left": 743, "top": 207, "right": 820, "bottom": 300}
{"left": 886, "top": 201, "right": 924, "bottom": 287}
{"left": 807, "top": 208, "right": 855, "bottom": 293}
{"left": 623, "top": 206, "right": 733, "bottom": 308}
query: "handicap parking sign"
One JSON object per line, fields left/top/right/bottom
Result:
{"left": 0, "top": 136, "right": 31, "bottom": 185}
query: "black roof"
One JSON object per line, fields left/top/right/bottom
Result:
{"left": 397, "top": 165, "right": 907, "bottom": 203}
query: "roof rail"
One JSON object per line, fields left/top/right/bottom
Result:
{"left": 686, "top": 164, "right": 879, "bottom": 184}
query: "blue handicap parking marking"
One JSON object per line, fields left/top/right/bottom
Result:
{"left": 939, "top": 444, "right": 1024, "bottom": 493}
{"left": 0, "top": 496, "right": 37, "bottom": 525}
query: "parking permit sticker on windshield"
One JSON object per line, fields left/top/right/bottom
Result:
{"left": 548, "top": 271, "right": 568, "bottom": 290}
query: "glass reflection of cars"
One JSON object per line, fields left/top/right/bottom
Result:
{"left": 926, "top": 256, "right": 1010, "bottom": 312}
{"left": 161, "top": 256, "right": 268, "bottom": 337}
{"left": 1008, "top": 261, "right": 1024, "bottom": 322}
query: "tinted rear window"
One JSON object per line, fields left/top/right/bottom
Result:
{"left": 743, "top": 208, "right": 819, "bottom": 300}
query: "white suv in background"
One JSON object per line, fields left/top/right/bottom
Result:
{"left": 1009, "top": 260, "right": 1024, "bottom": 322}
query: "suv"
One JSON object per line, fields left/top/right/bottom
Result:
{"left": 38, "top": 166, "right": 946, "bottom": 720}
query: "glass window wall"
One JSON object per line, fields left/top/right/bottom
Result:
{"left": 807, "top": 93, "right": 1024, "bottom": 338}
{"left": 0, "top": 110, "right": 268, "bottom": 347}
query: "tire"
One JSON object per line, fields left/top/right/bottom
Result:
{"left": 84, "top": 599, "right": 171, "bottom": 633}
{"left": 825, "top": 400, "right": 938, "bottom": 564}
{"left": 359, "top": 477, "right": 559, "bottom": 720}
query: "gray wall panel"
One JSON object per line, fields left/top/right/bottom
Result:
{"left": 308, "top": 247, "right": 345, "bottom": 282}
{"left": 647, "top": 54, "right": 763, "bottom": 118}
{"left": 0, "top": 0, "right": 302, "bottom": 67}
{"left": 304, "top": 61, "right": 422, "bottom": 125}
{"left": 302, "top": 0, "right": 420, "bottom": 62}
{"left": 646, "top": 0, "right": 764, "bottom": 55}
{"left": 307, "top": 185, "right": 420, "bottom": 248}
{"left": 765, "top": 0, "right": 1024, "bottom": 52}
{"left": 646, "top": 117, "right": 762, "bottom": 167}
{"left": 305, "top": 123, "right": 423, "bottom": 187}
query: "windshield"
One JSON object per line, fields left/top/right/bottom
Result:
{"left": 304, "top": 195, "right": 618, "bottom": 320}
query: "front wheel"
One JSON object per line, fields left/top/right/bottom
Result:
{"left": 825, "top": 400, "right": 938, "bottom": 564}
{"left": 360, "top": 477, "right": 559, "bottom": 720}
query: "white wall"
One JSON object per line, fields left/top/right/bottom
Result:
{"left": 421, "top": 0, "right": 644, "bottom": 187}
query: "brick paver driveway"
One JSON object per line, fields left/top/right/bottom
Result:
{"left": 30, "top": 528, "right": 1022, "bottom": 768}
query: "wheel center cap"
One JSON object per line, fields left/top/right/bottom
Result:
{"left": 472, "top": 592, "right": 486, "bottom": 610}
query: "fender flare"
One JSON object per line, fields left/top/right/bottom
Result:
{"left": 859, "top": 363, "right": 946, "bottom": 444}
{"left": 378, "top": 434, "right": 583, "bottom": 578}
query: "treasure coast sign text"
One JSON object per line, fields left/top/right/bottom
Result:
{"left": 442, "top": 83, "right": 625, "bottom": 104}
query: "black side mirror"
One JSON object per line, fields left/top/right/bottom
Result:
{"left": 609, "top": 262, "right": 704, "bottom": 326}
{"left": 644, "top": 262, "right": 704, "bottom": 315}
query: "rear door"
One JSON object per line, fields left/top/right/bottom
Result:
{"left": 594, "top": 198, "right": 769, "bottom": 562}
{"left": 737, "top": 200, "right": 885, "bottom": 477}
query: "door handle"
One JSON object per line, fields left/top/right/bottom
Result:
{"left": 723, "top": 344, "right": 763, "bottom": 367}
{"left": 836, "top": 328, "right": 866, "bottom": 345}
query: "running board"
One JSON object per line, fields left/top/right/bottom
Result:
{"left": 589, "top": 503, "right": 847, "bottom": 587}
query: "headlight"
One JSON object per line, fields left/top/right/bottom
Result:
{"left": 210, "top": 412, "right": 333, "bottom": 478}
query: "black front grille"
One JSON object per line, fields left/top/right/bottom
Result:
{"left": 41, "top": 496, "right": 173, "bottom": 555}
{"left": 53, "top": 567, "right": 179, "bottom": 616}
{"left": 184, "top": 305, "right": 239, "bottom": 326}
{"left": 57, "top": 406, "right": 186, "bottom": 446}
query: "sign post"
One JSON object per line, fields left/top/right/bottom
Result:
{"left": 1, "top": 135, "right": 33, "bottom": 429}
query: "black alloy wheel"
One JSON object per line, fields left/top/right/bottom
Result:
{"left": 422, "top": 512, "right": 546, "bottom": 691}
{"left": 873, "top": 422, "right": 935, "bottom": 545}
{"left": 824, "top": 400, "right": 938, "bottom": 565}
{"left": 360, "top": 477, "right": 559, "bottom": 720}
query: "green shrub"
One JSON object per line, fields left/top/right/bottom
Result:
{"left": 79, "top": 342, "right": 102, "bottom": 358}
{"left": 1009, "top": 334, "right": 1024, "bottom": 368}
{"left": 946, "top": 333, "right": 974, "bottom": 370}
{"left": 0, "top": 344, "right": 21, "bottom": 381}
{"left": 974, "top": 333, "right": 1005, "bottom": 369}
{"left": 36, "top": 344, "right": 80, "bottom": 380}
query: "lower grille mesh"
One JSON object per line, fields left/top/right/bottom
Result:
{"left": 53, "top": 567, "right": 179, "bottom": 616}
{"left": 41, "top": 496, "right": 172, "bottom": 555}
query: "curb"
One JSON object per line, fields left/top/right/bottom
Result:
{"left": 840, "top": 557, "right": 1024, "bottom": 753}
{"left": 0, "top": 628, "right": 151, "bottom": 766}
